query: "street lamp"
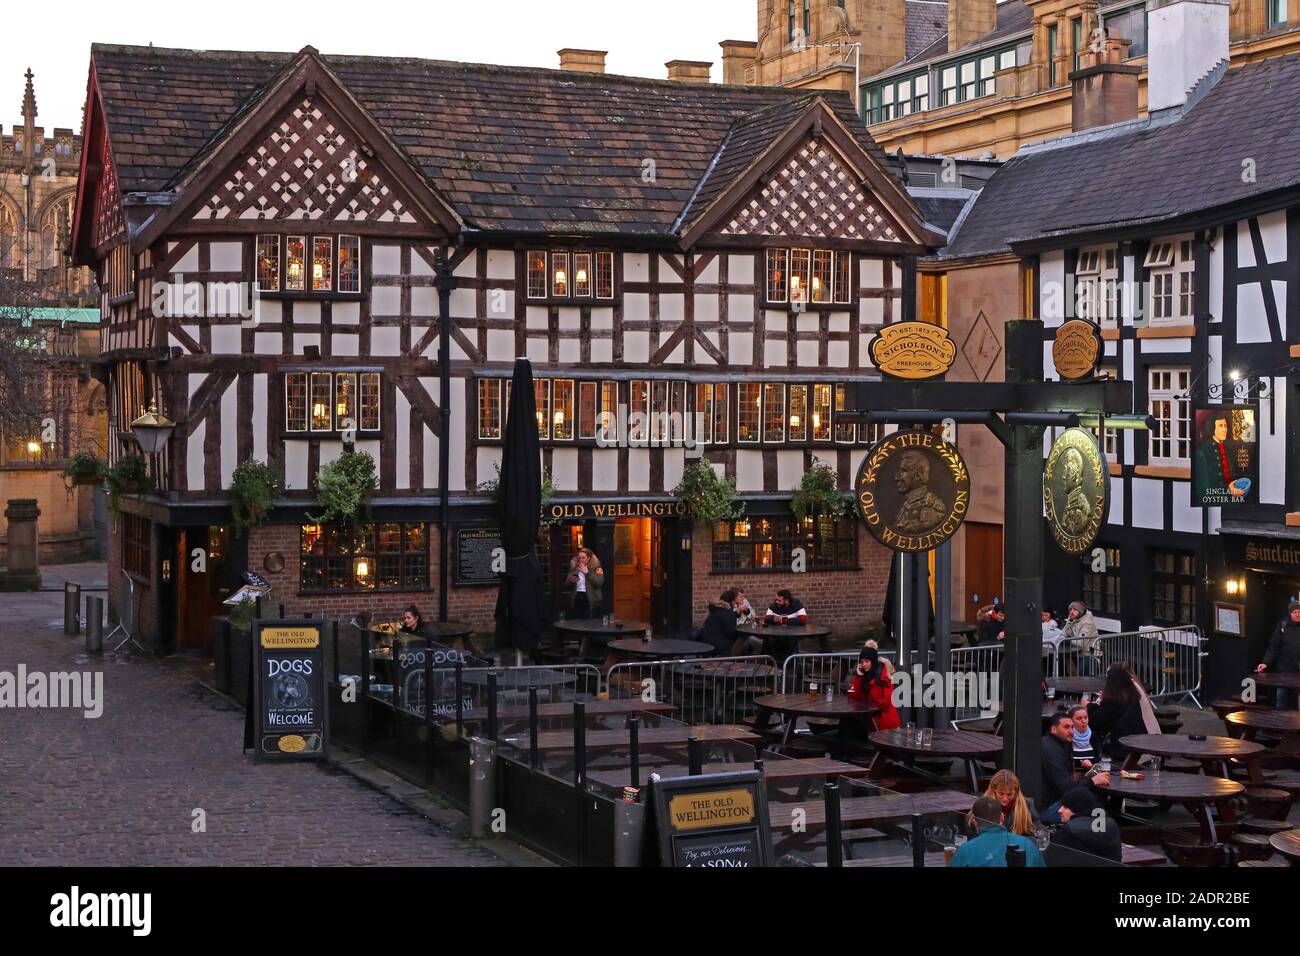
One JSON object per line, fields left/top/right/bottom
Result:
{"left": 129, "top": 401, "right": 176, "bottom": 455}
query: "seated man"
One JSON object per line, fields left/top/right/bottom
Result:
{"left": 1041, "top": 712, "right": 1110, "bottom": 823}
{"left": 763, "top": 589, "right": 808, "bottom": 660}
{"left": 977, "top": 604, "right": 1007, "bottom": 646}
{"left": 950, "top": 796, "right": 1046, "bottom": 867}
{"left": 697, "top": 589, "right": 739, "bottom": 656}
{"left": 1051, "top": 786, "right": 1122, "bottom": 862}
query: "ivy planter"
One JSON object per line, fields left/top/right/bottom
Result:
{"left": 310, "top": 450, "right": 378, "bottom": 526}
{"left": 790, "top": 457, "right": 852, "bottom": 522}
{"left": 673, "top": 459, "right": 744, "bottom": 525}
{"left": 228, "top": 458, "right": 283, "bottom": 535}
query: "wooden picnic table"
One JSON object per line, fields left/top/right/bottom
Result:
{"left": 587, "top": 756, "right": 870, "bottom": 795}
{"left": 1268, "top": 829, "right": 1300, "bottom": 863}
{"left": 867, "top": 729, "right": 1003, "bottom": 794}
{"left": 770, "top": 788, "right": 975, "bottom": 834}
{"left": 1223, "top": 708, "right": 1300, "bottom": 758}
{"left": 459, "top": 698, "right": 673, "bottom": 724}
{"left": 753, "top": 693, "right": 882, "bottom": 750}
{"left": 1095, "top": 773, "right": 1243, "bottom": 844}
{"left": 1119, "top": 733, "right": 1267, "bottom": 783}
{"left": 737, "top": 622, "right": 833, "bottom": 654}
{"left": 499, "top": 723, "right": 760, "bottom": 753}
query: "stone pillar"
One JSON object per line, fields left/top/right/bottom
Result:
{"left": 4, "top": 499, "right": 42, "bottom": 591}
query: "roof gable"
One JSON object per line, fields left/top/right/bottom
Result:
{"left": 679, "top": 99, "right": 932, "bottom": 249}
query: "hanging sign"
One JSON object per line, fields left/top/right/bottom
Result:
{"left": 868, "top": 321, "right": 957, "bottom": 380}
{"left": 1043, "top": 427, "right": 1109, "bottom": 555}
{"left": 1051, "top": 320, "right": 1102, "bottom": 381}
{"left": 855, "top": 430, "right": 970, "bottom": 552}
{"left": 1192, "top": 405, "right": 1257, "bottom": 506}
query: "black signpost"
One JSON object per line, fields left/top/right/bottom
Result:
{"left": 651, "top": 771, "right": 773, "bottom": 868}
{"left": 250, "top": 619, "right": 328, "bottom": 762}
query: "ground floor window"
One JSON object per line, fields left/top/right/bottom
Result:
{"left": 300, "top": 523, "right": 429, "bottom": 593}
{"left": 712, "top": 513, "right": 856, "bottom": 573}
{"left": 1151, "top": 548, "right": 1197, "bottom": 625}
{"left": 1082, "top": 545, "right": 1122, "bottom": 616}
{"left": 123, "top": 513, "right": 151, "bottom": 577}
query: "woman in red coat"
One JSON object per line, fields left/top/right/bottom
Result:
{"left": 848, "top": 646, "right": 901, "bottom": 730}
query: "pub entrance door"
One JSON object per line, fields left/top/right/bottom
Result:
{"left": 175, "top": 526, "right": 232, "bottom": 653}
{"left": 963, "top": 521, "right": 1003, "bottom": 612}
{"left": 613, "top": 517, "right": 653, "bottom": 626}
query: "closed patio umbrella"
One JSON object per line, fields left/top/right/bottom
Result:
{"left": 493, "top": 357, "right": 547, "bottom": 662}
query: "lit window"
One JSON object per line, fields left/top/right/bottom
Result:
{"left": 527, "top": 251, "right": 547, "bottom": 298}
{"left": 285, "top": 372, "right": 308, "bottom": 431}
{"left": 834, "top": 384, "right": 854, "bottom": 443}
{"left": 812, "top": 383, "right": 832, "bottom": 441}
{"left": 552, "top": 379, "right": 575, "bottom": 440}
{"left": 551, "top": 252, "right": 569, "bottom": 298}
{"left": 595, "top": 252, "right": 615, "bottom": 299}
{"left": 334, "top": 372, "right": 357, "bottom": 427}
{"left": 811, "top": 250, "right": 833, "bottom": 304}
{"left": 573, "top": 253, "right": 592, "bottom": 298}
{"left": 310, "top": 372, "right": 333, "bottom": 431}
{"left": 578, "top": 381, "right": 598, "bottom": 439}
{"left": 534, "top": 379, "right": 551, "bottom": 439}
{"left": 767, "top": 248, "right": 789, "bottom": 302}
{"left": 737, "top": 383, "right": 761, "bottom": 443}
{"left": 257, "top": 235, "right": 280, "bottom": 291}
{"left": 312, "top": 237, "right": 332, "bottom": 291}
{"left": 629, "top": 381, "right": 649, "bottom": 443}
{"left": 359, "top": 373, "right": 381, "bottom": 430}
{"left": 286, "top": 236, "right": 306, "bottom": 291}
{"left": 478, "top": 379, "right": 502, "bottom": 439}
{"left": 338, "top": 235, "right": 361, "bottom": 293}
{"left": 788, "top": 384, "right": 808, "bottom": 441}
{"left": 790, "top": 249, "right": 811, "bottom": 305}
{"left": 763, "top": 383, "right": 786, "bottom": 443}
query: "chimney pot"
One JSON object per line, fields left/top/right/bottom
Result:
{"left": 558, "top": 49, "right": 607, "bottom": 74}
{"left": 1069, "top": 30, "right": 1141, "bottom": 132}
{"left": 666, "top": 60, "right": 713, "bottom": 84}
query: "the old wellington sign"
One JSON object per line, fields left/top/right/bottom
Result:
{"left": 868, "top": 321, "right": 957, "bottom": 380}
{"left": 856, "top": 430, "right": 970, "bottom": 551}
{"left": 1043, "top": 427, "right": 1108, "bottom": 555}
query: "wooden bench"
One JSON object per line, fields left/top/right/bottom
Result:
{"left": 1121, "top": 844, "right": 1168, "bottom": 867}
{"left": 499, "top": 723, "right": 760, "bottom": 753}
{"left": 770, "top": 788, "right": 975, "bottom": 835}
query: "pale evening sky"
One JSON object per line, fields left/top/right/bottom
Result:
{"left": 3, "top": 0, "right": 757, "bottom": 133}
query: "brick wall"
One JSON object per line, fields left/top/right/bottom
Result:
{"left": 105, "top": 512, "right": 160, "bottom": 650}
{"left": 246, "top": 523, "right": 497, "bottom": 633}
{"left": 690, "top": 520, "right": 892, "bottom": 638}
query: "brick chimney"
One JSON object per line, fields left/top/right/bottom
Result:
{"left": 719, "top": 40, "right": 759, "bottom": 85}
{"left": 666, "top": 60, "right": 712, "bottom": 83}
{"left": 558, "top": 49, "right": 607, "bottom": 73}
{"left": 1070, "top": 33, "right": 1140, "bottom": 130}
{"left": 948, "top": 0, "right": 997, "bottom": 52}
{"left": 1147, "top": 0, "right": 1229, "bottom": 112}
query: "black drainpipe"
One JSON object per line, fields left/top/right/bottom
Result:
{"left": 435, "top": 245, "right": 455, "bottom": 622}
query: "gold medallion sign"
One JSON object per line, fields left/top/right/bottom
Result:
{"left": 868, "top": 321, "right": 957, "bottom": 380}
{"left": 1043, "top": 427, "right": 1109, "bottom": 555}
{"left": 1052, "top": 320, "right": 1102, "bottom": 381}
{"left": 856, "top": 431, "right": 970, "bottom": 552}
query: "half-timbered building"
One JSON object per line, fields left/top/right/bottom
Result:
{"left": 940, "top": 8, "right": 1300, "bottom": 699}
{"left": 71, "top": 44, "right": 942, "bottom": 652}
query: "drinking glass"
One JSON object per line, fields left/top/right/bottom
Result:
{"left": 1034, "top": 827, "right": 1052, "bottom": 851}
{"left": 921, "top": 727, "right": 934, "bottom": 750}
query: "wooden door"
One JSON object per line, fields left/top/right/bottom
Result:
{"left": 613, "top": 518, "right": 651, "bottom": 623}
{"left": 963, "top": 521, "right": 1003, "bottom": 614}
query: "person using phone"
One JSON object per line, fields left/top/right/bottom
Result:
{"left": 847, "top": 646, "right": 900, "bottom": 730}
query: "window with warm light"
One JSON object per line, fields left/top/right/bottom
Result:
{"left": 256, "top": 235, "right": 281, "bottom": 291}
{"left": 766, "top": 248, "right": 852, "bottom": 305}
{"left": 534, "top": 379, "right": 552, "bottom": 440}
{"left": 552, "top": 379, "right": 575, "bottom": 440}
{"left": 312, "top": 237, "right": 333, "bottom": 290}
{"left": 763, "top": 383, "right": 786, "bottom": 442}
{"left": 338, "top": 235, "right": 361, "bottom": 293}
{"left": 286, "top": 236, "right": 306, "bottom": 291}
{"left": 788, "top": 384, "right": 808, "bottom": 441}
{"left": 737, "top": 382, "right": 762, "bottom": 443}
{"left": 259, "top": 233, "right": 359, "bottom": 294}
{"left": 713, "top": 513, "right": 856, "bottom": 573}
{"left": 478, "top": 379, "right": 503, "bottom": 439}
{"left": 812, "top": 383, "right": 833, "bottom": 441}
{"left": 285, "top": 371, "right": 382, "bottom": 434}
{"left": 525, "top": 250, "right": 616, "bottom": 301}
{"left": 300, "top": 523, "right": 428, "bottom": 593}
{"left": 834, "top": 384, "right": 855, "bottom": 443}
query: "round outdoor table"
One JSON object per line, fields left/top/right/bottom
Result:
{"left": 753, "top": 693, "right": 882, "bottom": 750}
{"left": 1047, "top": 676, "right": 1104, "bottom": 696}
{"left": 1095, "top": 773, "right": 1243, "bottom": 844}
{"left": 737, "top": 622, "right": 832, "bottom": 655}
{"left": 1223, "top": 708, "right": 1300, "bottom": 758}
{"left": 670, "top": 659, "right": 780, "bottom": 681}
{"left": 1269, "top": 829, "right": 1300, "bottom": 863}
{"left": 554, "top": 618, "right": 650, "bottom": 659}
{"left": 607, "top": 638, "right": 713, "bottom": 660}
{"left": 867, "top": 728, "right": 1003, "bottom": 794}
{"left": 1119, "top": 733, "right": 1266, "bottom": 784}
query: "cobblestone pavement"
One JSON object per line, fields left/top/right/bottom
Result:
{"left": 0, "top": 563, "right": 505, "bottom": 866}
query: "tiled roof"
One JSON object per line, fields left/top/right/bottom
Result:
{"left": 899, "top": 0, "right": 1032, "bottom": 68}
{"left": 906, "top": 1, "right": 950, "bottom": 61}
{"left": 90, "top": 44, "right": 904, "bottom": 240}
{"left": 912, "top": 193, "right": 973, "bottom": 236}
{"left": 942, "top": 53, "right": 1300, "bottom": 259}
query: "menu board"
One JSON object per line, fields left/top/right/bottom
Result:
{"left": 252, "top": 620, "right": 327, "bottom": 761}
{"left": 651, "top": 771, "right": 772, "bottom": 868}
{"left": 455, "top": 527, "right": 503, "bottom": 586}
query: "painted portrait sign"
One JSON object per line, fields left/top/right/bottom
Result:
{"left": 1192, "top": 405, "right": 1257, "bottom": 506}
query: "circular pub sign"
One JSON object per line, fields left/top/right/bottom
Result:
{"left": 855, "top": 431, "right": 970, "bottom": 552}
{"left": 1043, "top": 427, "right": 1109, "bottom": 555}
{"left": 1051, "top": 319, "right": 1102, "bottom": 380}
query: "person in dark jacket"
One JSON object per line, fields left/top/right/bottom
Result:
{"left": 977, "top": 604, "right": 1007, "bottom": 646}
{"left": 950, "top": 797, "right": 1046, "bottom": 868}
{"left": 698, "top": 590, "right": 739, "bottom": 656}
{"left": 1087, "top": 664, "right": 1149, "bottom": 760}
{"left": 1052, "top": 786, "right": 1123, "bottom": 862}
{"left": 1042, "top": 712, "right": 1110, "bottom": 823}
{"left": 1256, "top": 601, "right": 1300, "bottom": 709}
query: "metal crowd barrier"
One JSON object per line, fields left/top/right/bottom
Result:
{"left": 947, "top": 643, "right": 1004, "bottom": 725}
{"left": 606, "top": 655, "right": 778, "bottom": 726}
{"left": 1053, "top": 626, "right": 1203, "bottom": 704}
{"left": 436, "top": 663, "right": 603, "bottom": 724}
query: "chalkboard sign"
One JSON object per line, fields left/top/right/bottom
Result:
{"left": 393, "top": 635, "right": 473, "bottom": 718}
{"left": 651, "top": 771, "right": 772, "bottom": 868}
{"left": 251, "top": 620, "right": 328, "bottom": 761}
{"left": 455, "top": 527, "right": 503, "bottom": 586}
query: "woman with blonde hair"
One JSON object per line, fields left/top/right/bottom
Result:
{"left": 967, "top": 769, "right": 1039, "bottom": 837}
